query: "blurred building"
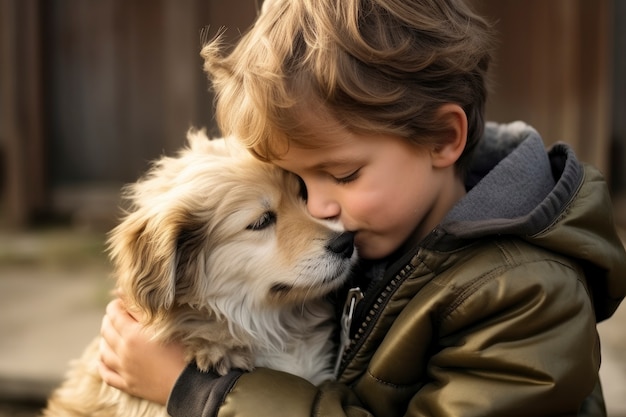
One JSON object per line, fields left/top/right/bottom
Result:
{"left": 1, "top": 0, "right": 625, "bottom": 230}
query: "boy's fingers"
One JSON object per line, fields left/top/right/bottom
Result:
{"left": 100, "top": 310, "right": 120, "bottom": 351}
{"left": 98, "top": 335, "right": 126, "bottom": 390}
{"left": 109, "top": 297, "right": 145, "bottom": 324}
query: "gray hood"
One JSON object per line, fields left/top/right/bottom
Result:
{"left": 438, "top": 121, "right": 626, "bottom": 321}
{"left": 444, "top": 121, "right": 575, "bottom": 237}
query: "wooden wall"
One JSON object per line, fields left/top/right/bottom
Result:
{"left": 1, "top": 0, "right": 259, "bottom": 228}
{"left": 475, "top": 0, "right": 613, "bottom": 174}
{"left": 43, "top": 0, "right": 257, "bottom": 185}
{"left": 0, "top": 0, "right": 621, "bottom": 229}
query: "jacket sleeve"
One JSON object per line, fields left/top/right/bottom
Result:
{"left": 167, "top": 365, "right": 242, "bottom": 417}
{"left": 167, "top": 366, "right": 370, "bottom": 417}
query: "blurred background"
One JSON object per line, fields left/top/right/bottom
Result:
{"left": 1, "top": 0, "right": 625, "bottom": 415}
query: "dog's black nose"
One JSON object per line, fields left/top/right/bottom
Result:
{"left": 327, "top": 232, "right": 355, "bottom": 259}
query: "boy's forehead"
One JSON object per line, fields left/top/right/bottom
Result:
{"left": 274, "top": 138, "right": 359, "bottom": 170}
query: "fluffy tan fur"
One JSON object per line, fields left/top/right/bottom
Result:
{"left": 42, "top": 130, "right": 357, "bottom": 417}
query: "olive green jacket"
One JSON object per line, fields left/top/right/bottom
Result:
{"left": 167, "top": 122, "right": 626, "bottom": 417}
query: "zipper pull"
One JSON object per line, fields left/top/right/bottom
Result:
{"left": 334, "top": 287, "right": 364, "bottom": 377}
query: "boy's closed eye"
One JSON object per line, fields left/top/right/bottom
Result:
{"left": 333, "top": 168, "right": 361, "bottom": 184}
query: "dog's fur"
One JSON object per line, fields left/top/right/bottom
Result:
{"left": 42, "top": 130, "right": 357, "bottom": 417}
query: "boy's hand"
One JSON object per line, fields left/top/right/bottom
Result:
{"left": 98, "top": 298, "right": 187, "bottom": 405}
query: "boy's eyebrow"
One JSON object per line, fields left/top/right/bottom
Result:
{"left": 307, "top": 158, "right": 357, "bottom": 170}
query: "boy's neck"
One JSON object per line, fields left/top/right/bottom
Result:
{"left": 387, "top": 176, "right": 465, "bottom": 267}
{"left": 414, "top": 174, "right": 467, "bottom": 243}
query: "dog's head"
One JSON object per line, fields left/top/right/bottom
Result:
{"left": 108, "top": 129, "right": 357, "bottom": 324}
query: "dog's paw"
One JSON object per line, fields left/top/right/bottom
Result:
{"left": 194, "top": 346, "right": 255, "bottom": 375}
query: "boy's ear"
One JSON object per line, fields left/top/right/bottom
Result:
{"left": 430, "top": 104, "right": 468, "bottom": 169}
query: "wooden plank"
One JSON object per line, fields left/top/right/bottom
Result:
{"left": 0, "top": 0, "right": 47, "bottom": 228}
{"left": 610, "top": 0, "right": 626, "bottom": 193}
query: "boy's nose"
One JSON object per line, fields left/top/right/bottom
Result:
{"left": 306, "top": 189, "right": 341, "bottom": 220}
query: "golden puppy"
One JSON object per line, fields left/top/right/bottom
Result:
{"left": 42, "top": 130, "right": 357, "bottom": 417}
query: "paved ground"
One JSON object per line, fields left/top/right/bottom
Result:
{"left": 0, "top": 227, "right": 625, "bottom": 416}
{"left": 0, "top": 229, "right": 112, "bottom": 416}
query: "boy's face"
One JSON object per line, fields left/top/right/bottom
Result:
{"left": 273, "top": 121, "right": 462, "bottom": 260}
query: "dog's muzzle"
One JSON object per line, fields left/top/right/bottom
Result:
{"left": 326, "top": 232, "right": 355, "bottom": 259}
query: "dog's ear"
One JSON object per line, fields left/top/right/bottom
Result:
{"left": 107, "top": 129, "right": 228, "bottom": 322}
{"left": 107, "top": 206, "right": 204, "bottom": 322}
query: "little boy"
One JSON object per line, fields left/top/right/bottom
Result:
{"left": 99, "top": 0, "right": 626, "bottom": 415}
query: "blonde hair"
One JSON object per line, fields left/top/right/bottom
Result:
{"left": 203, "top": 0, "right": 495, "bottom": 175}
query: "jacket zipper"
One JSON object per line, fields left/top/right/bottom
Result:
{"left": 334, "top": 287, "right": 364, "bottom": 377}
{"left": 334, "top": 263, "right": 414, "bottom": 378}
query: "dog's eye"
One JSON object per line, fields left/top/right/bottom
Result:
{"left": 297, "top": 176, "right": 308, "bottom": 202}
{"left": 246, "top": 211, "right": 277, "bottom": 230}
